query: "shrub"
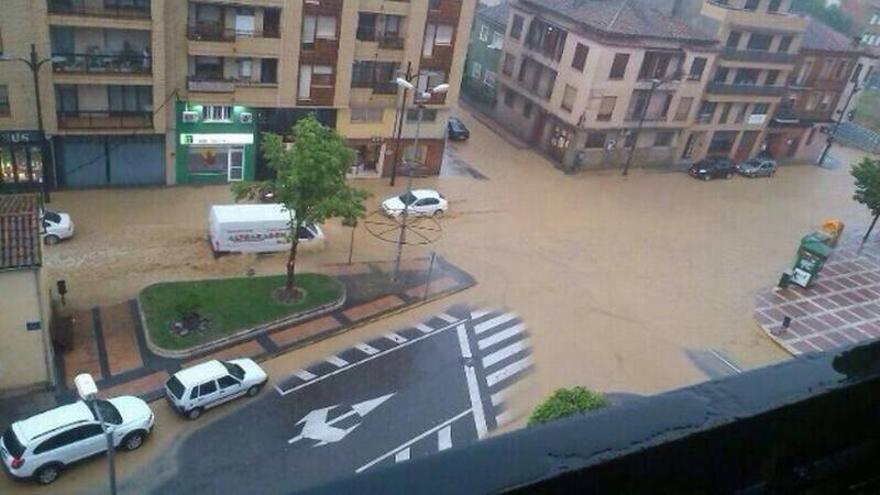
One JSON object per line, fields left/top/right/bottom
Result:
{"left": 173, "top": 293, "right": 201, "bottom": 321}
{"left": 528, "top": 387, "right": 609, "bottom": 426}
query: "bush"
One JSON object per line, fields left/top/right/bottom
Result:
{"left": 528, "top": 387, "right": 609, "bottom": 426}
{"left": 173, "top": 293, "right": 201, "bottom": 320}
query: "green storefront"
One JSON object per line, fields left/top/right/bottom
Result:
{"left": 175, "top": 101, "right": 257, "bottom": 184}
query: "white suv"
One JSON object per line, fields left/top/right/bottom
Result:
{"left": 0, "top": 396, "right": 154, "bottom": 484}
{"left": 165, "top": 359, "right": 268, "bottom": 420}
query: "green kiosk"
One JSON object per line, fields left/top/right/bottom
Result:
{"left": 790, "top": 232, "right": 833, "bottom": 288}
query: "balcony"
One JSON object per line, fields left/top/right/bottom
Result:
{"left": 702, "top": 0, "right": 808, "bottom": 32}
{"left": 370, "top": 82, "right": 399, "bottom": 95}
{"left": 186, "top": 24, "right": 280, "bottom": 42}
{"left": 187, "top": 77, "right": 235, "bottom": 93}
{"left": 719, "top": 48, "right": 797, "bottom": 65}
{"left": 52, "top": 53, "right": 151, "bottom": 75}
{"left": 57, "top": 110, "right": 152, "bottom": 129}
{"left": 48, "top": 0, "right": 150, "bottom": 19}
{"left": 706, "top": 82, "right": 786, "bottom": 97}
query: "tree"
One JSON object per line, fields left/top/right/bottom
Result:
{"left": 791, "top": 0, "right": 854, "bottom": 35}
{"left": 852, "top": 157, "right": 880, "bottom": 246}
{"left": 233, "top": 115, "right": 370, "bottom": 296}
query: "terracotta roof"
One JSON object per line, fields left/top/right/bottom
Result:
{"left": 479, "top": 1, "right": 510, "bottom": 26}
{"left": 0, "top": 194, "right": 42, "bottom": 270}
{"left": 802, "top": 17, "right": 860, "bottom": 53}
{"left": 521, "top": 0, "right": 716, "bottom": 43}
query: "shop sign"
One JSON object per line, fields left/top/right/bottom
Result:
{"left": 0, "top": 131, "right": 44, "bottom": 145}
{"left": 180, "top": 133, "right": 254, "bottom": 145}
{"left": 748, "top": 114, "right": 767, "bottom": 125}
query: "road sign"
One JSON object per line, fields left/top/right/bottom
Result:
{"left": 289, "top": 393, "right": 395, "bottom": 447}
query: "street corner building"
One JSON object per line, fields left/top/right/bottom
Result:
{"left": 0, "top": 194, "right": 55, "bottom": 396}
{"left": 0, "top": 0, "right": 477, "bottom": 190}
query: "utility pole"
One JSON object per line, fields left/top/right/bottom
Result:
{"left": 818, "top": 83, "right": 859, "bottom": 167}
{"left": 622, "top": 78, "right": 661, "bottom": 177}
{"left": 389, "top": 61, "right": 413, "bottom": 187}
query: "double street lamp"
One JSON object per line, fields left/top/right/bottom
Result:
{"left": 622, "top": 78, "right": 662, "bottom": 177}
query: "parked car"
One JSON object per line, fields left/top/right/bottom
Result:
{"left": 736, "top": 157, "right": 777, "bottom": 178}
{"left": 41, "top": 210, "right": 74, "bottom": 245}
{"left": 0, "top": 397, "right": 154, "bottom": 484}
{"left": 688, "top": 158, "right": 737, "bottom": 181}
{"left": 165, "top": 359, "right": 268, "bottom": 420}
{"left": 447, "top": 117, "right": 470, "bottom": 141}
{"left": 381, "top": 189, "right": 448, "bottom": 218}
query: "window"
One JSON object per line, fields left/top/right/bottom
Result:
{"left": 484, "top": 70, "right": 497, "bottom": 88}
{"left": 597, "top": 96, "right": 616, "bottom": 121}
{"left": 523, "top": 100, "right": 533, "bottom": 118}
{"left": 480, "top": 25, "right": 490, "bottom": 42}
{"left": 199, "top": 381, "right": 218, "bottom": 396}
{"left": 264, "top": 8, "right": 281, "bottom": 37}
{"left": 299, "top": 65, "right": 333, "bottom": 99}
{"left": 778, "top": 35, "right": 792, "bottom": 53}
{"left": 350, "top": 108, "right": 383, "bottom": 123}
{"left": 713, "top": 67, "right": 729, "bottom": 84}
{"left": 819, "top": 92, "right": 834, "bottom": 111}
{"left": 108, "top": 85, "right": 152, "bottom": 112}
{"left": 873, "top": 14, "right": 880, "bottom": 25}
{"left": 235, "top": 7, "right": 255, "bottom": 35}
{"left": 819, "top": 59, "right": 834, "bottom": 79}
{"left": 674, "top": 97, "right": 693, "bottom": 121}
{"left": 510, "top": 15, "right": 524, "bottom": 40}
{"left": 719, "top": 102, "right": 732, "bottom": 124}
{"left": 609, "top": 53, "right": 629, "bottom": 80}
{"left": 435, "top": 25, "right": 454, "bottom": 45}
{"left": 194, "top": 56, "right": 223, "bottom": 79}
{"left": 688, "top": 57, "right": 707, "bottom": 81}
{"left": 584, "top": 132, "right": 607, "bottom": 149}
{"left": 752, "top": 103, "right": 770, "bottom": 115}
{"left": 708, "top": 131, "right": 737, "bottom": 154}
{"left": 806, "top": 127, "right": 817, "bottom": 146}
{"left": 261, "top": 58, "right": 278, "bottom": 84}
{"left": 852, "top": 63, "right": 864, "bottom": 83}
{"left": 726, "top": 31, "right": 741, "bottom": 49}
{"left": 218, "top": 375, "right": 240, "bottom": 389}
{"left": 746, "top": 33, "right": 773, "bottom": 51}
{"left": 654, "top": 131, "right": 674, "bottom": 147}
{"left": 572, "top": 43, "right": 589, "bottom": 71}
{"left": 429, "top": 0, "right": 441, "bottom": 10}
{"left": 357, "top": 13, "right": 377, "bottom": 41}
{"left": 561, "top": 84, "right": 577, "bottom": 112}
{"left": 765, "top": 70, "right": 779, "bottom": 86}
{"left": 302, "top": 15, "right": 337, "bottom": 46}
{"left": 93, "top": 400, "right": 123, "bottom": 425}
{"left": 744, "top": 0, "right": 760, "bottom": 11}
{"left": 471, "top": 62, "right": 482, "bottom": 79}
{"left": 734, "top": 69, "right": 759, "bottom": 85}
{"left": 733, "top": 103, "right": 746, "bottom": 124}
{"left": 768, "top": 0, "right": 782, "bottom": 13}
{"left": 492, "top": 32, "right": 504, "bottom": 49}
{"left": 406, "top": 109, "right": 438, "bottom": 122}
{"left": 502, "top": 53, "right": 515, "bottom": 76}
{"left": 835, "top": 60, "right": 849, "bottom": 80}
{"left": 504, "top": 88, "right": 515, "bottom": 107}
{"left": 203, "top": 105, "right": 231, "bottom": 122}
{"left": 0, "top": 85, "right": 8, "bottom": 116}
{"left": 237, "top": 59, "right": 252, "bottom": 79}
{"left": 796, "top": 59, "right": 814, "bottom": 85}
{"left": 696, "top": 100, "right": 716, "bottom": 123}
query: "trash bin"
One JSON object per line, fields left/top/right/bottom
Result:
{"left": 790, "top": 233, "right": 833, "bottom": 288}
{"left": 820, "top": 219, "right": 845, "bottom": 248}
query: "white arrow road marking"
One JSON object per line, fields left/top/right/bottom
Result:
{"left": 288, "top": 393, "right": 395, "bottom": 447}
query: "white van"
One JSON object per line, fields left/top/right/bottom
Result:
{"left": 208, "top": 204, "right": 325, "bottom": 254}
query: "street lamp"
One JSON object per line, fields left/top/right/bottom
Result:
{"left": 622, "top": 78, "right": 662, "bottom": 177}
{"left": 73, "top": 373, "right": 117, "bottom": 495}
{"left": 391, "top": 74, "right": 448, "bottom": 281}
{"left": 0, "top": 44, "right": 64, "bottom": 202}
{"left": 818, "top": 83, "right": 860, "bottom": 167}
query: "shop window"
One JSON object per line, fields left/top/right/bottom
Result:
{"left": 0, "top": 145, "right": 43, "bottom": 185}
{"left": 549, "top": 125, "right": 572, "bottom": 151}
{"left": 187, "top": 146, "right": 243, "bottom": 177}
{"left": 203, "top": 105, "right": 232, "bottom": 122}
{"left": 708, "top": 131, "right": 737, "bottom": 154}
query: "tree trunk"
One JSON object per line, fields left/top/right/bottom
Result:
{"left": 287, "top": 219, "right": 301, "bottom": 292}
{"left": 862, "top": 213, "right": 880, "bottom": 246}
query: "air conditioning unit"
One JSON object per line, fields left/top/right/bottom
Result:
{"left": 240, "top": 112, "right": 253, "bottom": 124}
{"left": 182, "top": 111, "right": 199, "bottom": 123}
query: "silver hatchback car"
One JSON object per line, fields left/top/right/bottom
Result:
{"left": 736, "top": 157, "right": 777, "bottom": 178}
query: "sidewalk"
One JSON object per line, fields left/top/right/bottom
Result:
{"left": 48, "top": 256, "right": 475, "bottom": 404}
{"left": 458, "top": 98, "right": 530, "bottom": 150}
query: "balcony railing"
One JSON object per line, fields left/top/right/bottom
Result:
{"left": 719, "top": 48, "right": 797, "bottom": 64}
{"left": 371, "top": 82, "right": 399, "bottom": 95}
{"left": 706, "top": 82, "right": 786, "bottom": 97}
{"left": 378, "top": 36, "right": 405, "bottom": 49}
{"left": 187, "top": 24, "right": 279, "bottom": 42}
{"left": 57, "top": 110, "right": 152, "bottom": 129}
{"left": 356, "top": 28, "right": 405, "bottom": 49}
{"left": 52, "top": 53, "right": 151, "bottom": 75}
{"left": 48, "top": 0, "right": 151, "bottom": 19}
{"left": 187, "top": 77, "right": 235, "bottom": 93}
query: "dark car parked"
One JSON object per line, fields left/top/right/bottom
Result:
{"left": 447, "top": 117, "right": 470, "bottom": 141}
{"left": 688, "top": 158, "right": 737, "bottom": 181}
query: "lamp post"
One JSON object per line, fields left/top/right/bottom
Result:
{"left": 0, "top": 44, "right": 63, "bottom": 202}
{"left": 622, "top": 78, "right": 662, "bottom": 177}
{"left": 73, "top": 374, "right": 117, "bottom": 495}
{"left": 818, "top": 83, "right": 860, "bottom": 167}
{"left": 391, "top": 75, "right": 449, "bottom": 281}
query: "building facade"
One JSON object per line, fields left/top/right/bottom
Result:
{"left": 462, "top": 2, "right": 507, "bottom": 106}
{"left": 0, "top": 0, "right": 476, "bottom": 188}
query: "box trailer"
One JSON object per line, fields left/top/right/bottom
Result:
{"left": 208, "top": 204, "right": 325, "bottom": 254}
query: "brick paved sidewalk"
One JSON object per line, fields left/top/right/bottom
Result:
{"left": 755, "top": 236, "right": 880, "bottom": 356}
{"left": 52, "top": 255, "right": 475, "bottom": 404}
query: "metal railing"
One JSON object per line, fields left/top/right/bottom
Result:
{"left": 719, "top": 47, "right": 796, "bottom": 64}
{"left": 187, "top": 77, "right": 235, "bottom": 93}
{"left": 48, "top": 0, "right": 150, "bottom": 19}
{"left": 186, "top": 24, "right": 280, "bottom": 42}
{"left": 52, "top": 53, "right": 151, "bottom": 74}
{"left": 56, "top": 110, "right": 152, "bottom": 129}
{"left": 706, "top": 82, "right": 785, "bottom": 96}
{"left": 356, "top": 28, "right": 405, "bottom": 49}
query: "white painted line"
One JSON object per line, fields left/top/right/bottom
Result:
{"left": 482, "top": 339, "right": 530, "bottom": 369}
{"left": 495, "top": 410, "right": 513, "bottom": 427}
{"left": 490, "top": 379, "right": 526, "bottom": 408}
{"left": 456, "top": 324, "right": 488, "bottom": 440}
{"left": 415, "top": 323, "right": 435, "bottom": 334}
{"left": 277, "top": 318, "right": 466, "bottom": 396}
{"left": 474, "top": 312, "right": 518, "bottom": 335}
{"left": 437, "top": 313, "right": 458, "bottom": 323}
{"left": 470, "top": 308, "right": 492, "bottom": 319}
{"left": 394, "top": 448, "right": 411, "bottom": 463}
{"left": 356, "top": 409, "right": 471, "bottom": 474}
{"left": 709, "top": 349, "right": 742, "bottom": 374}
{"left": 486, "top": 356, "right": 533, "bottom": 387}
{"left": 355, "top": 343, "right": 380, "bottom": 355}
{"left": 437, "top": 425, "right": 452, "bottom": 451}
{"left": 294, "top": 369, "right": 317, "bottom": 381}
{"left": 385, "top": 332, "right": 408, "bottom": 344}
{"left": 325, "top": 355, "right": 349, "bottom": 368}
{"left": 478, "top": 323, "right": 526, "bottom": 350}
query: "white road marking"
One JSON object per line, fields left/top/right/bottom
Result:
{"left": 490, "top": 379, "right": 526, "bottom": 408}
{"left": 437, "top": 313, "right": 458, "bottom": 323}
{"left": 477, "top": 323, "right": 526, "bottom": 350}
{"left": 288, "top": 393, "right": 395, "bottom": 446}
{"left": 482, "top": 339, "right": 530, "bottom": 369}
{"left": 470, "top": 308, "right": 492, "bottom": 319}
{"left": 356, "top": 409, "right": 472, "bottom": 473}
{"left": 437, "top": 425, "right": 452, "bottom": 451}
{"left": 277, "top": 318, "right": 466, "bottom": 396}
{"left": 709, "top": 349, "right": 742, "bottom": 374}
{"left": 456, "top": 324, "right": 488, "bottom": 440}
{"left": 495, "top": 410, "right": 513, "bottom": 427}
{"left": 486, "top": 356, "right": 533, "bottom": 387}
{"left": 355, "top": 343, "right": 379, "bottom": 355}
{"left": 415, "top": 323, "right": 435, "bottom": 334}
{"left": 394, "top": 448, "right": 411, "bottom": 463}
{"left": 294, "top": 369, "right": 317, "bottom": 381}
{"left": 474, "top": 312, "right": 518, "bottom": 335}
{"left": 384, "top": 332, "right": 408, "bottom": 344}
{"left": 325, "top": 355, "right": 349, "bottom": 368}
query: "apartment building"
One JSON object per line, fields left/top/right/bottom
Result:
{"left": 682, "top": 0, "right": 808, "bottom": 163}
{"left": 462, "top": 1, "right": 507, "bottom": 106}
{"left": 767, "top": 17, "right": 861, "bottom": 162}
{"left": 0, "top": 0, "right": 475, "bottom": 189}
{"left": 496, "top": 0, "right": 718, "bottom": 172}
